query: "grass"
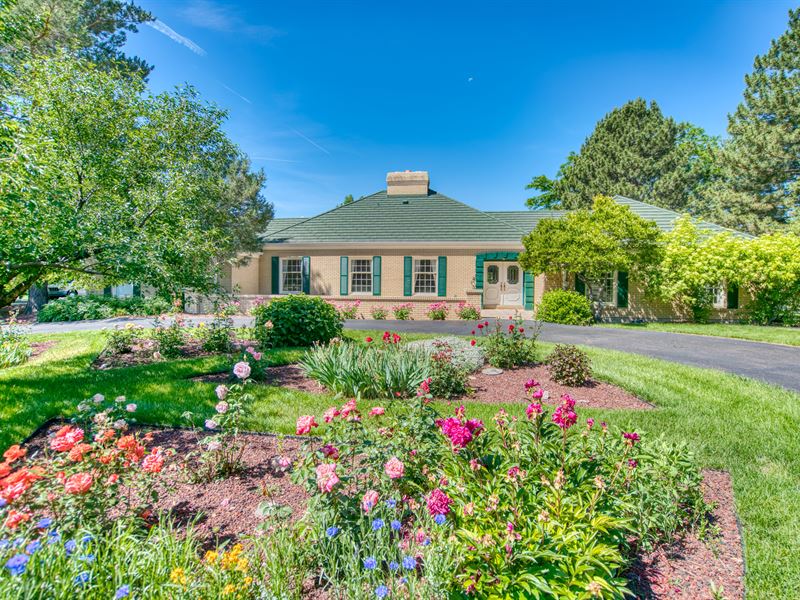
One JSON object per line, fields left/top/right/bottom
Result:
{"left": 2, "top": 329, "right": 800, "bottom": 597}
{"left": 600, "top": 321, "right": 800, "bottom": 346}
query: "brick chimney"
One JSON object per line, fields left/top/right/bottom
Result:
{"left": 386, "top": 170, "right": 429, "bottom": 196}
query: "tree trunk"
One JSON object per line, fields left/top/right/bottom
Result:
{"left": 26, "top": 282, "right": 49, "bottom": 315}
{"left": 0, "top": 273, "right": 42, "bottom": 310}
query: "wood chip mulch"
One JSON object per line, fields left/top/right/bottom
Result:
{"left": 189, "top": 364, "right": 325, "bottom": 394}
{"left": 92, "top": 339, "right": 259, "bottom": 370}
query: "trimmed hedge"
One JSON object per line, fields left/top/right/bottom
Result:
{"left": 537, "top": 290, "right": 594, "bottom": 326}
{"left": 253, "top": 294, "right": 343, "bottom": 348}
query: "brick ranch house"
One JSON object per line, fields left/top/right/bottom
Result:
{"left": 197, "top": 171, "right": 748, "bottom": 322}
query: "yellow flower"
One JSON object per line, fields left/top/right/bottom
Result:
{"left": 222, "top": 583, "right": 236, "bottom": 595}
{"left": 235, "top": 557, "right": 248, "bottom": 572}
{"left": 204, "top": 550, "right": 218, "bottom": 564}
{"left": 169, "top": 567, "right": 188, "bottom": 586}
{"left": 244, "top": 577, "right": 253, "bottom": 586}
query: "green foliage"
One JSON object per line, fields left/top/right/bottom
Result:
{"left": 739, "top": 232, "right": 800, "bottom": 325}
{"left": 520, "top": 196, "right": 662, "bottom": 307}
{"left": 406, "top": 336, "right": 485, "bottom": 372}
{"left": 196, "top": 305, "right": 236, "bottom": 353}
{"left": 369, "top": 305, "right": 388, "bottom": 319}
{"left": 478, "top": 317, "right": 537, "bottom": 368}
{"left": 427, "top": 342, "right": 471, "bottom": 399}
{"left": 0, "top": 318, "right": 31, "bottom": 368}
{"left": 299, "top": 338, "right": 429, "bottom": 399}
{"left": 0, "top": 54, "right": 273, "bottom": 306}
{"left": 391, "top": 303, "right": 413, "bottom": 320}
{"left": 37, "top": 294, "right": 172, "bottom": 322}
{"left": 426, "top": 301, "right": 449, "bottom": 320}
{"left": 103, "top": 324, "right": 143, "bottom": 355}
{"left": 547, "top": 344, "right": 592, "bottom": 386}
{"left": 719, "top": 8, "right": 800, "bottom": 233}
{"left": 149, "top": 317, "right": 185, "bottom": 359}
{"left": 455, "top": 301, "right": 480, "bottom": 320}
{"left": 526, "top": 99, "right": 721, "bottom": 215}
{"left": 537, "top": 290, "right": 594, "bottom": 326}
{"left": 253, "top": 295, "right": 343, "bottom": 348}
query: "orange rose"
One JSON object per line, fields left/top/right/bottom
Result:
{"left": 0, "top": 462, "right": 10, "bottom": 479}
{"left": 3, "top": 445, "right": 26, "bottom": 464}
{"left": 3, "top": 509, "right": 30, "bottom": 529}
{"left": 67, "top": 443, "right": 93, "bottom": 462}
{"left": 64, "top": 472, "right": 93, "bottom": 495}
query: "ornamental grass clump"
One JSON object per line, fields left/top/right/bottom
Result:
{"left": 299, "top": 334, "right": 430, "bottom": 398}
{"left": 291, "top": 379, "right": 710, "bottom": 598}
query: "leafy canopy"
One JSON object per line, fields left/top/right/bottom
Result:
{"left": 519, "top": 195, "right": 663, "bottom": 292}
{"left": 0, "top": 55, "right": 273, "bottom": 306}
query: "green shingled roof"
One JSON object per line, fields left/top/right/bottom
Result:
{"left": 262, "top": 190, "right": 528, "bottom": 243}
{"left": 261, "top": 192, "right": 750, "bottom": 244}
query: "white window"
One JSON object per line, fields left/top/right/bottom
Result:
{"left": 350, "top": 258, "right": 372, "bottom": 294}
{"left": 587, "top": 272, "right": 616, "bottom": 305}
{"left": 711, "top": 284, "right": 726, "bottom": 309}
{"left": 414, "top": 258, "right": 437, "bottom": 295}
{"left": 280, "top": 257, "right": 302, "bottom": 294}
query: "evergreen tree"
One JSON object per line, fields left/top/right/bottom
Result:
{"left": 526, "top": 99, "right": 721, "bottom": 215}
{"left": 719, "top": 8, "right": 800, "bottom": 233}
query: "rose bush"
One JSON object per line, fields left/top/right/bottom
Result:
{"left": 477, "top": 317, "right": 538, "bottom": 368}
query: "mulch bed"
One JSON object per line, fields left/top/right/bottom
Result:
{"left": 190, "top": 364, "right": 324, "bottom": 394}
{"left": 463, "top": 365, "right": 653, "bottom": 410}
{"left": 93, "top": 339, "right": 259, "bottom": 370}
{"left": 628, "top": 470, "right": 745, "bottom": 599}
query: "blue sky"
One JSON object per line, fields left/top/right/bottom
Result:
{"left": 125, "top": 1, "right": 795, "bottom": 218}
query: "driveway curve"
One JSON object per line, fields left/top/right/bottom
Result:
{"left": 24, "top": 316, "right": 800, "bottom": 392}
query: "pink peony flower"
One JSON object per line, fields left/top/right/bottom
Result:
{"left": 525, "top": 402, "right": 543, "bottom": 419}
{"left": 125, "top": 403, "right": 137, "bottom": 413}
{"left": 142, "top": 449, "right": 165, "bottom": 473}
{"left": 426, "top": 488, "right": 453, "bottom": 516}
{"left": 321, "top": 444, "right": 339, "bottom": 460}
{"left": 361, "top": 489, "right": 379, "bottom": 513}
{"left": 315, "top": 463, "right": 339, "bottom": 493}
{"left": 340, "top": 399, "right": 357, "bottom": 418}
{"left": 215, "top": 401, "right": 229, "bottom": 414}
{"left": 296, "top": 415, "right": 318, "bottom": 435}
{"left": 215, "top": 385, "right": 229, "bottom": 401}
{"left": 369, "top": 406, "right": 385, "bottom": 417}
{"left": 384, "top": 457, "right": 405, "bottom": 479}
{"left": 205, "top": 419, "right": 218, "bottom": 430}
{"left": 586, "top": 417, "right": 595, "bottom": 429}
{"left": 232, "top": 361, "right": 251, "bottom": 379}
{"left": 622, "top": 431, "right": 641, "bottom": 446}
{"left": 323, "top": 406, "right": 340, "bottom": 423}
{"left": 64, "top": 472, "right": 93, "bottom": 495}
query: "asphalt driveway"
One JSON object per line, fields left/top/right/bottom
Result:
{"left": 23, "top": 316, "right": 800, "bottom": 392}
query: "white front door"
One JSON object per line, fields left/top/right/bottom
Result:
{"left": 484, "top": 262, "right": 523, "bottom": 307}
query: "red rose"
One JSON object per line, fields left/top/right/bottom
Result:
{"left": 64, "top": 472, "right": 93, "bottom": 495}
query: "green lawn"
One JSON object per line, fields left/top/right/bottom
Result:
{"left": 600, "top": 321, "right": 800, "bottom": 346}
{"left": 3, "top": 329, "right": 800, "bottom": 597}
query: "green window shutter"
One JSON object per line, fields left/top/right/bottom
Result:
{"left": 403, "top": 256, "right": 413, "bottom": 296}
{"left": 271, "top": 257, "right": 279, "bottom": 294}
{"left": 617, "top": 271, "right": 629, "bottom": 308}
{"left": 372, "top": 256, "right": 381, "bottom": 296}
{"left": 727, "top": 283, "right": 739, "bottom": 309}
{"left": 523, "top": 271, "right": 534, "bottom": 310}
{"left": 339, "top": 256, "right": 349, "bottom": 296}
{"left": 301, "top": 256, "right": 311, "bottom": 294}
{"left": 574, "top": 274, "right": 585, "bottom": 295}
{"left": 475, "top": 255, "right": 485, "bottom": 289}
{"left": 132, "top": 284, "right": 141, "bottom": 297}
{"left": 437, "top": 256, "right": 447, "bottom": 297}
{"left": 103, "top": 286, "right": 112, "bottom": 297}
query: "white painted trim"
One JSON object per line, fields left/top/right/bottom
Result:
{"left": 278, "top": 256, "right": 303, "bottom": 295}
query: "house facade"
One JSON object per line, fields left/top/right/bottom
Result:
{"left": 199, "top": 171, "right": 747, "bottom": 322}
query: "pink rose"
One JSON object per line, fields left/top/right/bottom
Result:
{"left": 125, "top": 403, "right": 137, "bottom": 413}
{"left": 142, "top": 449, "right": 165, "bottom": 473}
{"left": 215, "top": 401, "right": 229, "bottom": 414}
{"left": 361, "top": 489, "right": 379, "bottom": 513}
{"left": 369, "top": 406, "right": 385, "bottom": 417}
{"left": 296, "top": 415, "right": 318, "bottom": 435}
{"left": 315, "top": 463, "right": 339, "bottom": 493}
{"left": 232, "top": 361, "right": 251, "bottom": 379}
{"left": 323, "top": 407, "right": 340, "bottom": 423}
{"left": 215, "top": 385, "right": 229, "bottom": 400}
{"left": 384, "top": 457, "right": 405, "bottom": 479}
{"left": 321, "top": 444, "right": 339, "bottom": 460}
{"left": 64, "top": 472, "right": 93, "bottom": 495}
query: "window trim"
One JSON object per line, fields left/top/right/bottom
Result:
{"left": 412, "top": 256, "right": 438, "bottom": 296}
{"left": 586, "top": 271, "right": 618, "bottom": 307}
{"left": 349, "top": 257, "right": 373, "bottom": 295}
{"left": 278, "top": 256, "right": 303, "bottom": 295}
{"left": 711, "top": 283, "right": 727, "bottom": 309}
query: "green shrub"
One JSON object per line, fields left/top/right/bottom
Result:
{"left": 370, "top": 305, "right": 388, "bottom": 320}
{"left": 150, "top": 317, "right": 185, "bottom": 358}
{"left": 392, "top": 303, "right": 413, "bottom": 320}
{"left": 427, "top": 343, "right": 471, "bottom": 399}
{"left": 0, "top": 320, "right": 31, "bottom": 368}
{"left": 254, "top": 295, "right": 343, "bottom": 348}
{"left": 455, "top": 301, "right": 481, "bottom": 320}
{"left": 299, "top": 336, "right": 429, "bottom": 398}
{"left": 537, "top": 290, "right": 594, "bottom": 326}
{"left": 407, "top": 336, "right": 485, "bottom": 372}
{"left": 426, "top": 301, "right": 449, "bottom": 320}
{"left": 37, "top": 294, "right": 173, "bottom": 322}
{"left": 103, "top": 324, "right": 143, "bottom": 354}
{"left": 547, "top": 343, "right": 592, "bottom": 386}
{"left": 196, "top": 306, "right": 235, "bottom": 353}
{"left": 478, "top": 317, "right": 537, "bottom": 368}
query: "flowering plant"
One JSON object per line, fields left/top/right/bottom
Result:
{"left": 181, "top": 362, "right": 255, "bottom": 482}
{"left": 103, "top": 323, "right": 144, "bottom": 355}
{"left": 196, "top": 303, "right": 236, "bottom": 353}
{"left": 455, "top": 301, "right": 480, "bottom": 320}
{"left": 235, "top": 345, "right": 266, "bottom": 381}
{"left": 370, "top": 305, "right": 388, "bottom": 320}
{"left": 391, "top": 303, "right": 413, "bottom": 320}
{"left": 476, "top": 316, "right": 538, "bottom": 368}
{"left": 426, "top": 301, "right": 449, "bottom": 320}
{"left": 149, "top": 316, "right": 185, "bottom": 358}
{"left": 328, "top": 299, "right": 361, "bottom": 320}
{"left": 0, "top": 316, "right": 31, "bottom": 368}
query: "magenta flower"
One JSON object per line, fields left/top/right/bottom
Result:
{"left": 586, "top": 417, "right": 595, "bottom": 429}
{"left": 622, "top": 431, "right": 641, "bottom": 446}
{"left": 321, "top": 444, "right": 339, "bottom": 460}
{"left": 426, "top": 488, "right": 453, "bottom": 516}
{"left": 524, "top": 379, "right": 539, "bottom": 390}
{"left": 525, "top": 402, "right": 543, "bottom": 419}
{"left": 322, "top": 406, "right": 339, "bottom": 423}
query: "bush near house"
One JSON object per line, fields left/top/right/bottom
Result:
{"left": 37, "top": 294, "right": 173, "bottom": 322}
{"left": 426, "top": 301, "right": 449, "bottom": 320}
{"left": 455, "top": 301, "right": 480, "bottom": 320}
{"left": 537, "top": 290, "right": 594, "bottom": 326}
{"left": 477, "top": 317, "right": 537, "bottom": 368}
{"left": 547, "top": 344, "right": 592, "bottom": 386}
{"left": 254, "top": 295, "right": 343, "bottom": 348}
{"left": 391, "top": 303, "right": 413, "bottom": 320}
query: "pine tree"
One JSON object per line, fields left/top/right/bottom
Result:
{"left": 720, "top": 8, "right": 800, "bottom": 233}
{"left": 526, "top": 99, "right": 719, "bottom": 214}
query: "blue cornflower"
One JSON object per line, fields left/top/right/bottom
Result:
{"left": 375, "top": 585, "right": 389, "bottom": 598}
{"left": 47, "top": 531, "right": 61, "bottom": 545}
{"left": 115, "top": 584, "right": 131, "bottom": 598}
{"left": 78, "top": 554, "right": 96, "bottom": 563}
{"left": 385, "top": 498, "right": 397, "bottom": 509}
{"left": 325, "top": 526, "right": 339, "bottom": 538}
{"left": 363, "top": 557, "right": 377, "bottom": 570}
{"left": 12, "top": 537, "right": 24, "bottom": 547}
{"left": 74, "top": 571, "right": 91, "bottom": 586}
{"left": 402, "top": 556, "right": 417, "bottom": 570}
{"left": 64, "top": 539, "right": 77, "bottom": 555}
{"left": 421, "top": 537, "right": 431, "bottom": 546}
{"left": 81, "top": 534, "right": 93, "bottom": 544}
{"left": 399, "top": 577, "right": 408, "bottom": 585}
{"left": 25, "top": 540, "right": 41, "bottom": 554}
{"left": 372, "top": 518, "right": 384, "bottom": 531}
{"left": 0, "top": 539, "right": 9, "bottom": 550}
{"left": 0, "top": 498, "right": 6, "bottom": 508}
{"left": 5, "top": 554, "right": 28, "bottom": 576}
{"left": 434, "top": 514, "right": 447, "bottom": 525}
{"left": 390, "top": 520, "right": 402, "bottom": 531}
{"left": 388, "top": 561, "right": 399, "bottom": 571}
{"left": 36, "top": 518, "right": 52, "bottom": 529}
